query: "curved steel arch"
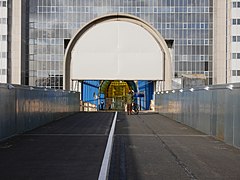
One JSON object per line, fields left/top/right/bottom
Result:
{"left": 64, "top": 13, "right": 172, "bottom": 90}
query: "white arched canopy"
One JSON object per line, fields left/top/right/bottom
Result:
{"left": 71, "top": 21, "right": 164, "bottom": 80}
{"left": 64, "top": 14, "right": 172, "bottom": 90}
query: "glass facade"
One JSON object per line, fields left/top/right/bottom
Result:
{"left": 27, "top": 0, "right": 214, "bottom": 89}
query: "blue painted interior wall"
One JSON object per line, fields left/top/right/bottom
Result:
{"left": 82, "top": 80, "right": 100, "bottom": 106}
{"left": 138, "top": 80, "right": 154, "bottom": 110}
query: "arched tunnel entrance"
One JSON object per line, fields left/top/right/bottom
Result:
{"left": 64, "top": 14, "right": 172, "bottom": 111}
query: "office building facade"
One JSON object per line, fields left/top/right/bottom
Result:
{"left": 230, "top": 0, "right": 240, "bottom": 82}
{"left": 0, "top": 0, "right": 28, "bottom": 84}
{"left": 0, "top": 0, "right": 8, "bottom": 83}
{"left": 24, "top": 0, "right": 214, "bottom": 89}
{"left": 2, "top": 0, "right": 237, "bottom": 91}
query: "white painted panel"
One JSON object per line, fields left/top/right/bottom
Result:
{"left": 232, "top": 45, "right": 240, "bottom": 52}
{"left": 2, "top": 59, "right": 7, "bottom": 69}
{"left": 0, "top": 42, "right": 7, "bottom": 50}
{"left": 71, "top": 21, "right": 164, "bottom": 80}
{"left": 232, "top": 26, "right": 240, "bottom": 35}
{"left": 232, "top": 9, "right": 240, "bottom": 17}
{"left": 0, "top": 8, "right": 7, "bottom": 17}
{"left": 231, "top": 77, "right": 240, "bottom": 83}
{"left": 0, "top": 75, "right": 7, "bottom": 83}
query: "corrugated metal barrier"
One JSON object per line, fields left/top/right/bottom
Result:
{"left": 0, "top": 83, "right": 80, "bottom": 141}
{"left": 155, "top": 83, "right": 240, "bottom": 149}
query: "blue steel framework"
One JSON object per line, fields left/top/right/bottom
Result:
{"left": 27, "top": 0, "right": 213, "bottom": 109}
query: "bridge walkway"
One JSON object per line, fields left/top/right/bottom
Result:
{"left": 110, "top": 112, "right": 240, "bottom": 179}
{"left": 0, "top": 112, "right": 114, "bottom": 180}
{"left": 0, "top": 112, "right": 240, "bottom": 179}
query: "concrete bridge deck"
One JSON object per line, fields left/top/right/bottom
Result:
{"left": 0, "top": 112, "right": 240, "bottom": 179}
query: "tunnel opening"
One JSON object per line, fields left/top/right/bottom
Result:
{"left": 73, "top": 80, "right": 153, "bottom": 111}
{"left": 99, "top": 80, "right": 137, "bottom": 111}
{"left": 65, "top": 14, "right": 172, "bottom": 111}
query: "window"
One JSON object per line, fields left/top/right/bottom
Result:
{"left": 233, "top": 2, "right": 237, "bottom": 8}
{"left": 237, "top": 70, "right": 240, "bottom": 76}
{"left": 2, "top": 18, "right": 7, "bottom": 24}
{"left": 233, "top": 19, "right": 240, "bottom": 25}
{"left": 238, "top": 36, "right": 240, "bottom": 42}
{"left": 233, "top": 19, "right": 236, "bottom": 25}
{"left": 233, "top": 1, "right": 240, "bottom": 8}
{"left": 29, "top": 22, "right": 35, "bottom": 28}
{"left": 233, "top": 36, "right": 237, "bottom": 42}
{"left": 238, "top": 19, "right": 240, "bottom": 25}
{"left": 1, "top": 69, "right": 6, "bottom": 75}
{"left": 2, "top": 52, "right": 6, "bottom": 58}
{"left": 2, "top": 35, "right": 7, "bottom": 41}
{"left": 136, "top": 7, "right": 140, "bottom": 13}
{"left": 2, "top": 1, "right": 6, "bottom": 7}
{"left": 233, "top": 53, "right": 237, "bottom": 59}
{"left": 232, "top": 70, "right": 236, "bottom": 76}
{"left": 233, "top": 53, "right": 240, "bottom": 59}
{"left": 205, "top": 62, "right": 208, "bottom": 71}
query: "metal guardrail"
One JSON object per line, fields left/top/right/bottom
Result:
{"left": 155, "top": 83, "right": 240, "bottom": 149}
{"left": 0, "top": 83, "right": 80, "bottom": 141}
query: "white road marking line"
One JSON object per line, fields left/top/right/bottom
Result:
{"left": 23, "top": 134, "right": 108, "bottom": 136}
{"left": 98, "top": 111, "right": 118, "bottom": 180}
{"left": 115, "top": 134, "right": 210, "bottom": 137}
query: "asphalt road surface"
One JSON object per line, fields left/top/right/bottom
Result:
{"left": 109, "top": 112, "right": 240, "bottom": 180}
{"left": 0, "top": 112, "right": 114, "bottom": 180}
{"left": 1, "top": 111, "right": 240, "bottom": 180}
